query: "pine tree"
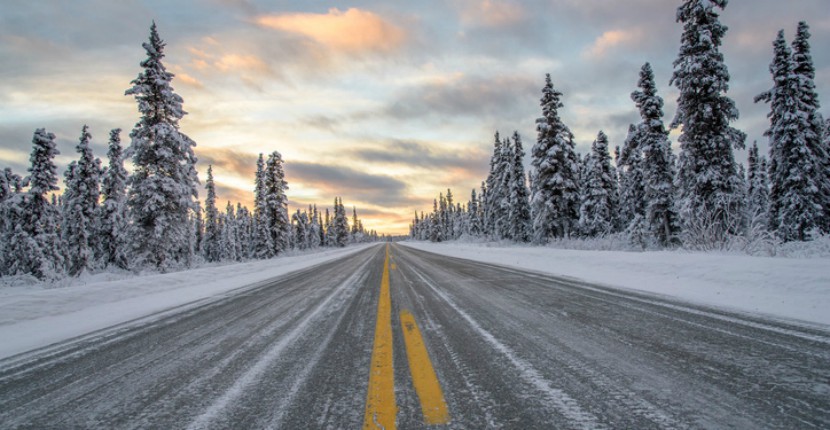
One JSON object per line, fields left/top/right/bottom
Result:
{"left": 15, "top": 129, "right": 65, "bottom": 279}
{"left": 579, "top": 131, "right": 616, "bottom": 237}
{"left": 746, "top": 142, "right": 770, "bottom": 228}
{"left": 202, "top": 165, "right": 221, "bottom": 261}
{"left": 0, "top": 168, "right": 22, "bottom": 203}
{"left": 619, "top": 125, "right": 646, "bottom": 238}
{"left": 791, "top": 22, "right": 829, "bottom": 233}
{"left": 484, "top": 132, "right": 502, "bottom": 237}
{"left": 193, "top": 201, "right": 204, "bottom": 257}
{"left": 221, "top": 201, "right": 239, "bottom": 261}
{"left": 97, "top": 129, "right": 129, "bottom": 269}
{"left": 252, "top": 153, "right": 271, "bottom": 258}
{"left": 125, "top": 22, "right": 200, "bottom": 270}
{"left": 530, "top": 74, "right": 580, "bottom": 243}
{"left": 756, "top": 30, "right": 822, "bottom": 241}
{"left": 333, "top": 197, "right": 349, "bottom": 247}
{"left": 264, "top": 151, "right": 290, "bottom": 254}
{"left": 62, "top": 126, "right": 102, "bottom": 275}
{"left": 508, "top": 132, "right": 531, "bottom": 242}
{"left": 633, "top": 63, "right": 679, "bottom": 246}
{"left": 237, "top": 203, "right": 253, "bottom": 259}
{"left": 468, "top": 188, "right": 481, "bottom": 237}
{"left": 671, "top": 0, "right": 746, "bottom": 244}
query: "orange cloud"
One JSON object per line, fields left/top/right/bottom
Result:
{"left": 458, "top": 0, "right": 525, "bottom": 27}
{"left": 584, "top": 28, "right": 645, "bottom": 59}
{"left": 255, "top": 8, "right": 406, "bottom": 54}
{"left": 215, "top": 54, "right": 270, "bottom": 73}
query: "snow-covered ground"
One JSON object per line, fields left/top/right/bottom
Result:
{"left": 402, "top": 241, "right": 830, "bottom": 327}
{"left": 0, "top": 244, "right": 376, "bottom": 361}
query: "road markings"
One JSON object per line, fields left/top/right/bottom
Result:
{"left": 363, "top": 244, "right": 397, "bottom": 429}
{"left": 400, "top": 310, "right": 450, "bottom": 425}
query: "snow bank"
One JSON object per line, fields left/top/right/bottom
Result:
{"left": 401, "top": 242, "right": 830, "bottom": 327}
{"left": 0, "top": 244, "right": 376, "bottom": 360}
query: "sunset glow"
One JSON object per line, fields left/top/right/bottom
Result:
{"left": 0, "top": 0, "right": 827, "bottom": 234}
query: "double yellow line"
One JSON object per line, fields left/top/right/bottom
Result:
{"left": 363, "top": 245, "right": 449, "bottom": 429}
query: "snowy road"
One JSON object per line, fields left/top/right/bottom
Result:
{"left": 1, "top": 244, "right": 829, "bottom": 429}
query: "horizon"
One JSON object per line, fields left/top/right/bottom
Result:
{"left": 1, "top": 0, "right": 828, "bottom": 235}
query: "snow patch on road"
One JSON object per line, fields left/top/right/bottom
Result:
{"left": 402, "top": 242, "right": 830, "bottom": 326}
{"left": 0, "top": 245, "right": 376, "bottom": 361}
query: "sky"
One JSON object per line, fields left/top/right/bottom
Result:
{"left": 1, "top": 0, "right": 828, "bottom": 234}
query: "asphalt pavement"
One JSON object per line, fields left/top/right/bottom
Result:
{"left": 1, "top": 243, "right": 828, "bottom": 429}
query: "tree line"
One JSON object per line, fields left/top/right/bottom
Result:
{"left": 411, "top": 2, "right": 829, "bottom": 249}
{"left": 0, "top": 22, "right": 378, "bottom": 281}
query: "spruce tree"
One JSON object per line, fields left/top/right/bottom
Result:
{"left": 791, "top": 22, "right": 829, "bottom": 233}
{"left": 619, "top": 125, "right": 646, "bottom": 240}
{"left": 203, "top": 165, "right": 221, "bottom": 262}
{"left": 252, "top": 153, "right": 271, "bottom": 258}
{"left": 671, "top": 0, "right": 746, "bottom": 244}
{"left": 756, "top": 30, "right": 822, "bottom": 241}
{"left": 484, "top": 132, "right": 502, "bottom": 236}
{"left": 746, "top": 142, "right": 770, "bottom": 228}
{"left": 221, "top": 201, "right": 240, "bottom": 261}
{"left": 17, "top": 129, "right": 65, "bottom": 279}
{"left": 530, "top": 74, "right": 580, "bottom": 243}
{"left": 634, "top": 63, "right": 679, "bottom": 246}
{"left": 579, "top": 131, "right": 615, "bottom": 237}
{"left": 98, "top": 129, "right": 129, "bottom": 269}
{"left": 468, "top": 189, "right": 482, "bottom": 237}
{"left": 264, "top": 151, "right": 290, "bottom": 254}
{"left": 333, "top": 197, "right": 349, "bottom": 247}
{"left": 62, "top": 126, "right": 102, "bottom": 275}
{"left": 125, "top": 22, "right": 199, "bottom": 270}
{"left": 508, "top": 132, "right": 531, "bottom": 242}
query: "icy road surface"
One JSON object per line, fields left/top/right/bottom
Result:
{"left": 1, "top": 244, "right": 828, "bottom": 429}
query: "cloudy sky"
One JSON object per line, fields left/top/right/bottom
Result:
{"left": 1, "top": 0, "right": 828, "bottom": 234}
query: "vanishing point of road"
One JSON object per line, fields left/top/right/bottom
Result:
{"left": 1, "top": 244, "right": 828, "bottom": 429}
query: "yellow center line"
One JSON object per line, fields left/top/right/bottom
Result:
{"left": 400, "top": 309, "right": 450, "bottom": 425}
{"left": 363, "top": 244, "right": 396, "bottom": 429}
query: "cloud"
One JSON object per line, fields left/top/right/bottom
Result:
{"left": 457, "top": 0, "right": 526, "bottom": 27}
{"left": 255, "top": 8, "right": 406, "bottom": 55}
{"left": 353, "top": 139, "right": 489, "bottom": 172}
{"left": 196, "top": 147, "right": 257, "bottom": 178}
{"left": 383, "top": 74, "right": 538, "bottom": 121}
{"left": 284, "top": 161, "right": 415, "bottom": 207}
{"left": 584, "top": 28, "right": 645, "bottom": 59}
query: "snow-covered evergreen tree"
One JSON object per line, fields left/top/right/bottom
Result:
{"left": 483, "top": 132, "right": 502, "bottom": 237}
{"left": 62, "top": 126, "right": 102, "bottom": 276}
{"left": 193, "top": 200, "right": 204, "bottom": 257}
{"left": 468, "top": 188, "right": 482, "bottom": 237}
{"left": 309, "top": 204, "right": 322, "bottom": 249}
{"left": 202, "top": 165, "right": 221, "bottom": 262}
{"left": 220, "top": 201, "right": 240, "bottom": 261}
{"left": 236, "top": 203, "right": 252, "bottom": 259}
{"left": 619, "top": 124, "right": 646, "bottom": 240}
{"left": 264, "top": 151, "right": 290, "bottom": 254}
{"left": 252, "top": 153, "right": 271, "bottom": 258}
{"left": 579, "top": 131, "right": 616, "bottom": 237}
{"left": 790, "top": 22, "right": 829, "bottom": 233}
{"left": 746, "top": 142, "right": 770, "bottom": 228}
{"left": 293, "top": 208, "right": 310, "bottom": 249}
{"left": 333, "top": 197, "right": 349, "bottom": 247}
{"left": 633, "top": 63, "right": 680, "bottom": 246}
{"left": 530, "top": 74, "right": 580, "bottom": 243}
{"left": 11, "top": 129, "right": 65, "bottom": 279}
{"left": 125, "top": 22, "right": 200, "bottom": 270}
{"left": 756, "top": 30, "right": 822, "bottom": 241}
{"left": 97, "top": 129, "right": 129, "bottom": 269}
{"left": 671, "top": 0, "right": 746, "bottom": 244}
{"left": 508, "top": 132, "right": 531, "bottom": 242}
